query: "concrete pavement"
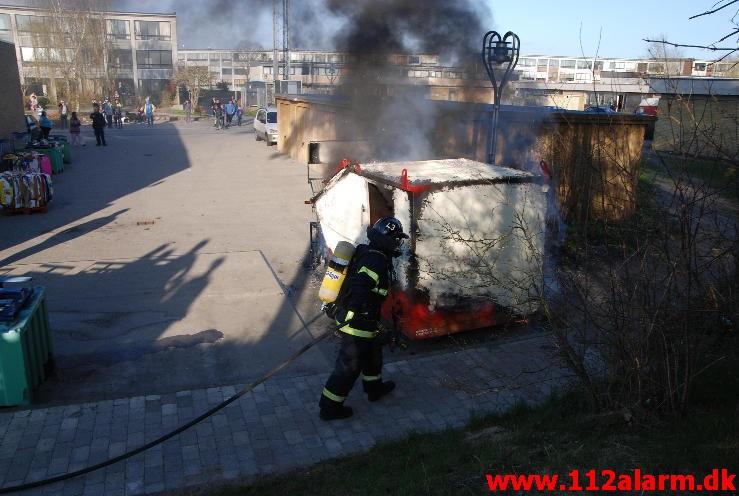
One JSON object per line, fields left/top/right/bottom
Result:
{"left": 1, "top": 120, "right": 332, "bottom": 403}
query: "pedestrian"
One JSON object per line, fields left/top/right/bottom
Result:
{"left": 38, "top": 111, "right": 53, "bottom": 139}
{"left": 236, "top": 103, "right": 243, "bottom": 126}
{"left": 58, "top": 100, "right": 68, "bottom": 129}
{"left": 102, "top": 99, "right": 114, "bottom": 127}
{"left": 318, "top": 217, "right": 408, "bottom": 421}
{"left": 90, "top": 104, "right": 107, "bottom": 146}
{"left": 113, "top": 99, "right": 123, "bottom": 128}
{"left": 29, "top": 93, "right": 38, "bottom": 112}
{"left": 224, "top": 99, "right": 235, "bottom": 128}
{"left": 144, "top": 97, "right": 155, "bottom": 126}
{"left": 184, "top": 99, "right": 192, "bottom": 123}
{"left": 69, "top": 111, "right": 84, "bottom": 146}
{"left": 214, "top": 100, "right": 224, "bottom": 130}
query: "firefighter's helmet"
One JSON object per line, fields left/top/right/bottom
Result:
{"left": 367, "top": 217, "right": 409, "bottom": 255}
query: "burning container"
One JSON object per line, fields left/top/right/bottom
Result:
{"left": 313, "top": 158, "right": 547, "bottom": 340}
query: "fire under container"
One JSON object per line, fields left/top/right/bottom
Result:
{"left": 313, "top": 158, "right": 548, "bottom": 340}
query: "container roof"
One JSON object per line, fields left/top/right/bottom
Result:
{"left": 358, "top": 158, "right": 532, "bottom": 189}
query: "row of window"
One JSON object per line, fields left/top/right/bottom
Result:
{"left": 2, "top": 13, "right": 171, "bottom": 41}
{"left": 20, "top": 46, "right": 172, "bottom": 68}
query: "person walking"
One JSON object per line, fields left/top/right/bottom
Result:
{"left": 58, "top": 100, "right": 68, "bottom": 129}
{"left": 102, "top": 99, "right": 114, "bottom": 128}
{"left": 69, "top": 111, "right": 83, "bottom": 146}
{"left": 29, "top": 93, "right": 38, "bottom": 112}
{"left": 214, "top": 100, "right": 224, "bottom": 130}
{"left": 144, "top": 97, "right": 155, "bottom": 126}
{"left": 184, "top": 99, "right": 192, "bottom": 123}
{"left": 113, "top": 99, "right": 123, "bottom": 128}
{"left": 236, "top": 103, "right": 243, "bottom": 126}
{"left": 90, "top": 104, "right": 107, "bottom": 146}
{"left": 318, "top": 217, "right": 408, "bottom": 421}
{"left": 224, "top": 99, "right": 235, "bottom": 128}
{"left": 38, "top": 111, "right": 53, "bottom": 139}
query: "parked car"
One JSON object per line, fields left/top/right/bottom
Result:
{"left": 585, "top": 105, "right": 617, "bottom": 114}
{"left": 254, "top": 107, "right": 278, "bottom": 145}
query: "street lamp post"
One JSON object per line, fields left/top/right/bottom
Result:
{"left": 482, "top": 30, "right": 520, "bottom": 164}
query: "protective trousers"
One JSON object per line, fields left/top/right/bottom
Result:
{"left": 320, "top": 333, "right": 383, "bottom": 408}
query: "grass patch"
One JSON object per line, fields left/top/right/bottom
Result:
{"left": 647, "top": 154, "right": 738, "bottom": 202}
{"left": 204, "top": 354, "right": 737, "bottom": 496}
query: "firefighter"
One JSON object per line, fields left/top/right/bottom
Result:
{"left": 319, "top": 217, "right": 409, "bottom": 421}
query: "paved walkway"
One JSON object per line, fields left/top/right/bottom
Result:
{"left": 0, "top": 332, "right": 571, "bottom": 496}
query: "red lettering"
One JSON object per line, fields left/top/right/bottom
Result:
{"left": 617, "top": 474, "right": 632, "bottom": 491}
{"left": 569, "top": 469, "right": 582, "bottom": 491}
{"left": 634, "top": 468, "right": 641, "bottom": 491}
{"left": 658, "top": 474, "right": 670, "bottom": 490}
{"left": 705, "top": 469, "right": 719, "bottom": 490}
{"left": 642, "top": 474, "right": 656, "bottom": 490}
{"left": 585, "top": 469, "right": 598, "bottom": 491}
{"left": 601, "top": 469, "right": 616, "bottom": 491}
{"left": 670, "top": 474, "right": 694, "bottom": 491}
{"left": 722, "top": 469, "right": 736, "bottom": 491}
{"left": 485, "top": 474, "right": 558, "bottom": 491}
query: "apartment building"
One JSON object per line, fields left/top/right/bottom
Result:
{"left": 0, "top": 4, "right": 176, "bottom": 102}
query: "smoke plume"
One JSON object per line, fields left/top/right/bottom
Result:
{"left": 327, "top": 0, "right": 492, "bottom": 160}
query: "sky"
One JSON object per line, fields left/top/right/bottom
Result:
{"left": 490, "top": 0, "right": 737, "bottom": 59}
{"left": 3, "top": 0, "right": 737, "bottom": 59}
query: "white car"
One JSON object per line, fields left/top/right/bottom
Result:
{"left": 254, "top": 107, "right": 278, "bottom": 145}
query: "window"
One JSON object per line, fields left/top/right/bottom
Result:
{"left": 0, "top": 13, "right": 11, "bottom": 42}
{"left": 15, "top": 14, "right": 49, "bottom": 32}
{"left": 136, "top": 50, "right": 172, "bottom": 68}
{"left": 575, "top": 73, "right": 589, "bottom": 81}
{"left": 593, "top": 61, "right": 604, "bottom": 70}
{"left": 576, "top": 60, "right": 591, "bottom": 69}
{"left": 559, "top": 73, "right": 575, "bottom": 81}
{"left": 519, "top": 58, "right": 536, "bottom": 67}
{"left": 613, "top": 61, "right": 625, "bottom": 69}
{"left": 548, "top": 59, "right": 559, "bottom": 68}
{"left": 187, "top": 53, "right": 207, "bottom": 61}
{"left": 234, "top": 68, "right": 247, "bottom": 75}
{"left": 20, "top": 46, "right": 36, "bottom": 62}
{"left": 134, "top": 21, "right": 171, "bottom": 40}
{"left": 267, "top": 111, "right": 277, "bottom": 123}
{"left": 408, "top": 55, "right": 420, "bottom": 65}
{"left": 109, "top": 49, "right": 133, "bottom": 68}
{"left": 222, "top": 68, "right": 232, "bottom": 75}
{"left": 694, "top": 63, "right": 707, "bottom": 71}
{"left": 106, "top": 19, "right": 130, "bottom": 40}
{"left": 520, "top": 72, "right": 536, "bottom": 80}
{"left": 560, "top": 59, "right": 576, "bottom": 68}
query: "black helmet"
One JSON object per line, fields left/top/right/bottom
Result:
{"left": 367, "top": 217, "right": 409, "bottom": 256}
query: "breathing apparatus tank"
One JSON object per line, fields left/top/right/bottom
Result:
{"left": 319, "top": 241, "right": 356, "bottom": 303}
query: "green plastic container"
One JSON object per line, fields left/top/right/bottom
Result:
{"left": 49, "top": 138, "right": 71, "bottom": 164}
{"left": 0, "top": 287, "right": 54, "bottom": 406}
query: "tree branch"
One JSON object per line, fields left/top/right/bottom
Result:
{"left": 689, "top": 0, "right": 739, "bottom": 19}
{"left": 642, "top": 38, "right": 738, "bottom": 51}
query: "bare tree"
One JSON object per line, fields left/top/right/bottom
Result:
{"left": 173, "top": 65, "right": 211, "bottom": 110}
{"left": 25, "top": 0, "right": 112, "bottom": 111}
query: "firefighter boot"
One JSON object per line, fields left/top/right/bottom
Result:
{"left": 367, "top": 381, "right": 396, "bottom": 402}
{"left": 319, "top": 403, "right": 354, "bottom": 421}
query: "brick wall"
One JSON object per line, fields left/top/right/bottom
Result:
{"left": 0, "top": 41, "right": 25, "bottom": 140}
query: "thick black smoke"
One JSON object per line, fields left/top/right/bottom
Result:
{"left": 327, "top": 0, "right": 492, "bottom": 160}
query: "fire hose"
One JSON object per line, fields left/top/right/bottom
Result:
{"left": 0, "top": 312, "right": 329, "bottom": 494}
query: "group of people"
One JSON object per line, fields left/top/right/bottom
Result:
{"left": 90, "top": 97, "right": 126, "bottom": 129}
{"left": 210, "top": 97, "right": 243, "bottom": 130}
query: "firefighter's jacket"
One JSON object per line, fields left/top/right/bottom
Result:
{"left": 335, "top": 244, "right": 391, "bottom": 338}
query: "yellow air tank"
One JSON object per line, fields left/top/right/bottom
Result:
{"left": 319, "top": 241, "right": 356, "bottom": 303}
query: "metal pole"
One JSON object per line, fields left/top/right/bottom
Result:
{"left": 283, "top": 0, "right": 290, "bottom": 81}
{"left": 272, "top": 0, "right": 278, "bottom": 102}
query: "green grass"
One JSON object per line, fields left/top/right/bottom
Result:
{"left": 646, "top": 154, "right": 739, "bottom": 202}
{"left": 204, "top": 354, "right": 738, "bottom": 496}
